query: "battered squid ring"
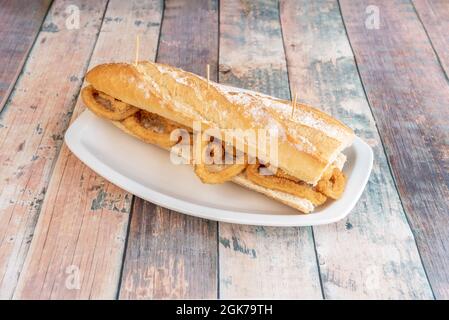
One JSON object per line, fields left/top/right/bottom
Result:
{"left": 122, "top": 110, "right": 188, "bottom": 148}
{"left": 316, "top": 168, "right": 346, "bottom": 200}
{"left": 275, "top": 168, "right": 301, "bottom": 183}
{"left": 82, "top": 85, "right": 139, "bottom": 120}
{"left": 194, "top": 138, "right": 247, "bottom": 184}
{"left": 246, "top": 163, "right": 327, "bottom": 206}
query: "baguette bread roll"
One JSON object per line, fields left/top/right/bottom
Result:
{"left": 86, "top": 61, "right": 354, "bottom": 185}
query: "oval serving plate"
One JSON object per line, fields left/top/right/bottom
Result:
{"left": 65, "top": 110, "right": 373, "bottom": 226}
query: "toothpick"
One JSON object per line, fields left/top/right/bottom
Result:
{"left": 207, "top": 64, "right": 210, "bottom": 89}
{"left": 135, "top": 35, "right": 140, "bottom": 66}
{"left": 291, "top": 91, "right": 298, "bottom": 118}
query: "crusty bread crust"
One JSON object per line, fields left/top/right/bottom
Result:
{"left": 85, "top": 62, "right": 354, "bottom": 185}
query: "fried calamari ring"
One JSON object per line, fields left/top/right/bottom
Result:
{"left": 82, "top": 85, "right": 139, "bottom": 120}
{"left": 122, "top": 110, "right": 190, "bottom": 148}
{"left": 275, "top": 168, "right": 301, "bottom": 183}
{"left": 246, "top": 163, "right": 327, "bottom": 206}
{"left": 194, "top": 138, "right": 247, "bottom": 184}
{"left": 316, "top": 168, "right": 346, "bottom": 200}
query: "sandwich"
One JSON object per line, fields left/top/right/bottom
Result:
{"left": 80, "top": 61, "right": 355, "bottom": 214}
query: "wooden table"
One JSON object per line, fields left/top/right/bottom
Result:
{"left": 0, "top": 0, "right": 448, "bottom": 300}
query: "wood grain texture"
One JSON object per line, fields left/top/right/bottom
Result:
{"left": 0, "top": 0, "right": 108, "bottom": 299}
{"left": 412, "top": 0, "right": 449, "bottom": 77}
{"left": 280, "top": 0, "right": 433, "bottom": 299}
{"left": 118, "top": 0, "right": 219, "bottom": 300}
{"left": 13, "top": 0, "right": 163, "bottom": 299}
{"left": 339, "top": 0, "right": 449, "bottom": 298}
{"left": 218, "top": 0, "right": 322, "bottom": 299}
{"left": 119, "top": 202, "right": 217, "bottom": 299}
{"left": 0, "top": 0, "right": 52, "bottom": 111}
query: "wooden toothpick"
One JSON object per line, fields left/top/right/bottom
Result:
{"left": 291, "top": 91, "right": 298, "bottom": 118}
{"left": 135, "top": 35, "right": 140, "bottom": 66}
{"left": 207, "top": 64, "right": 210, "bottom": 89}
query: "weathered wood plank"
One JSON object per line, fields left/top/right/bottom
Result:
{"left": 13, "top": 0, "right": 163, "bottom": 299}
{"left": 339, "top": 0, "right": 449, "bottom": 298}
{"left": 413, "top": 0, "right": 449, "bottom": 77}
{"left": 218, "top": 0, "right": 322, "bottom": 299}
{"left": 280, "top": 0, "right": 433, "bottom": 299}
{"left": 119, "top": 202, "right": 217, "bottom": 299}
{"left": 118, "top": 0, "right": 219, "bottom": 300}
{"left": 0, "top": 0, "right": 52, "bottom": 111}
{"left": 0, "top": 0, "right": 108, "bottom": 299}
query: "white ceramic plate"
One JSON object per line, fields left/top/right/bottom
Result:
{"left": 65, "top": 110, "right": 373, "bottom": 226}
